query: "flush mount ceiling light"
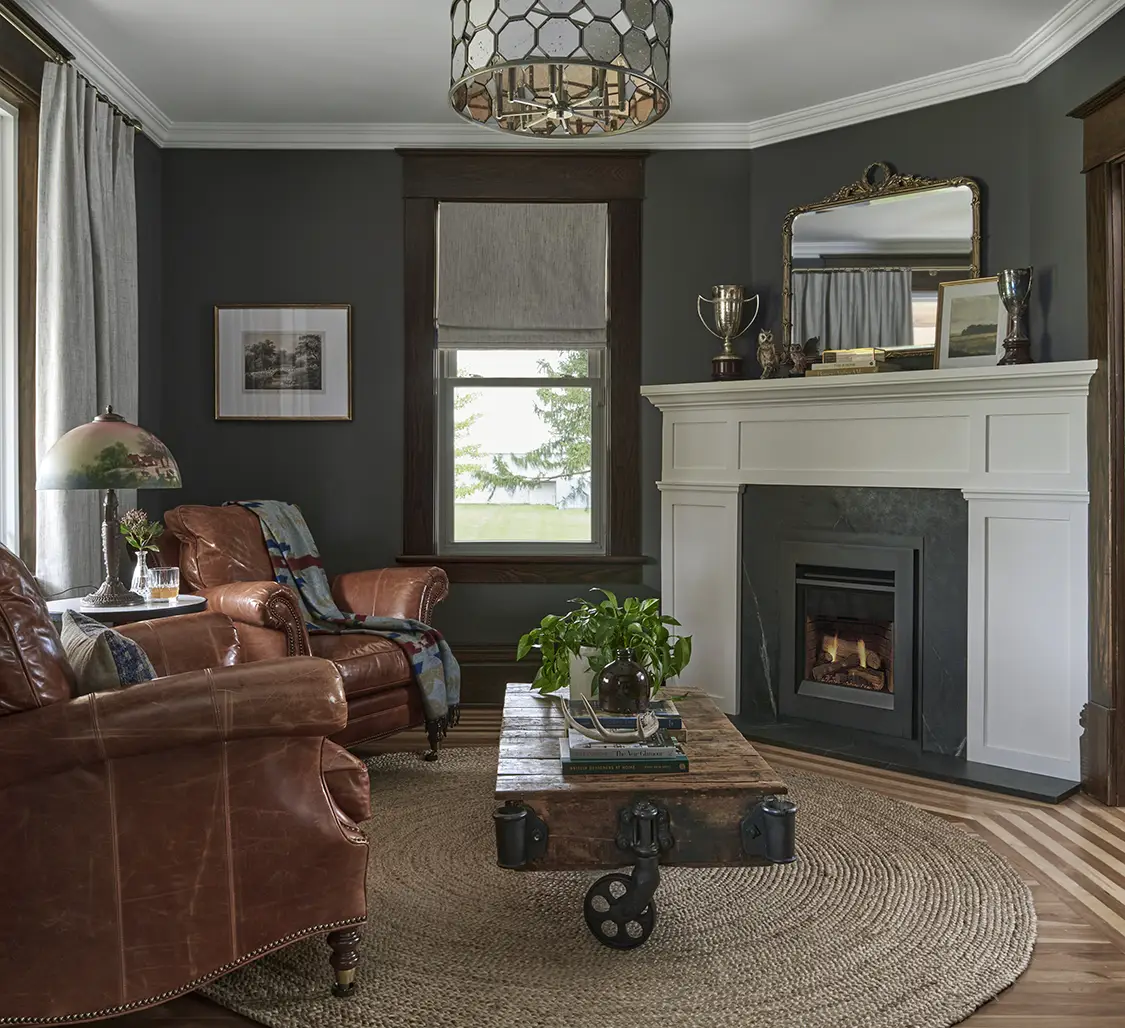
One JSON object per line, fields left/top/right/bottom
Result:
{"left": 449, "top": 0, "right": 673, "bottom": 137}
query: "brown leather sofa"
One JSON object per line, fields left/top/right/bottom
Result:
{"left": 160, "top": 504, "right": 451, "bottom": 754}
{"left": 0, "top": 544, "right": 371, "bottom": 1024}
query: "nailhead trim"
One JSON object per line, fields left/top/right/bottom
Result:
{"left": 0, "top": 917, "right": 366, "bottom": 1024}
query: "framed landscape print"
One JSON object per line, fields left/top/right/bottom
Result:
{"left": 933, "top": 278, "right": 1005, "bottom": 369}
{"left": 214, "top": 304, "right": 352, "bottom": 420}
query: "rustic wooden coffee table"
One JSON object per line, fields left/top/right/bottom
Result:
{"left": 493, "top": 683, "right": 797, "bottom": 949}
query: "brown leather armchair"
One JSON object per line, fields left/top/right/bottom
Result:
{"left": 0, "top": 544, "right": 370, "bottom": 1024}
{"left": 161, "top": 504, "right": 451, "bottom": 753}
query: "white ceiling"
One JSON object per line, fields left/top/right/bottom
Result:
{"left": 18, "top": 0, "right": 1125, "bottom": 147}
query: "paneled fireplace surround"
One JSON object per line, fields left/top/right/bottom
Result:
{"left": 642, "top": 361, "right": 1096, "bottom": 787}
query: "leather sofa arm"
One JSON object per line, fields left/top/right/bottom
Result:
{"left": 331, "top": 566, "right": 449, "bottom": 624}
{"left": 0, "top": 657, "right": 345, "bottom": 789}
{"left": 198, "top": 581, "right": 310, "bottom": 655}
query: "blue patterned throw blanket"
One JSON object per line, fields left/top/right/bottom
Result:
{"left": 232, "top": 500, "right": 460, "bottom": 731}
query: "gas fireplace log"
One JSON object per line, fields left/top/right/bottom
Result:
{"left": 846, "top": 668, "right": 886, "bottom": 690}
{"left": 811, "top": 661, "right": 846, "bottom": 682}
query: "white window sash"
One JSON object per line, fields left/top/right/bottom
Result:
{"left": 436, "top": 347, "right": 608, "bottom": 556}
{"left": 0, "top": 98, "right": 18, "bottom": 555}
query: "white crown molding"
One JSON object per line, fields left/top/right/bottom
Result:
{"left": 21, "top": 0, "right": 1125, "bottom": 150}
{"left": 161, "top": 119, "right": 752, "bottom": 150}
{"left": 16, "top": 0, "right": 173, "bottom": 143}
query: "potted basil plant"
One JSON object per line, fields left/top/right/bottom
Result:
{"left": 517, "top": 589, "right": 692, "bottom": 701}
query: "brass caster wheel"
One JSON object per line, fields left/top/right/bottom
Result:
{"left": 583, "top": 872, "right": 657, "bottom": 949}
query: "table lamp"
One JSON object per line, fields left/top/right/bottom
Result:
{"left": 38, "top": 406, "right": 181, "bottom": 607}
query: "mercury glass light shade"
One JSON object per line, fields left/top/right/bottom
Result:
{"left": 449, "top": 0, "right": 672, "bottom": 137}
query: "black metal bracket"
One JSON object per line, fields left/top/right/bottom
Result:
{"left": 493, "top": 801, "right": 549, "bottom": 869}
{"left": 613, "top": 799, "right": 673, "bottom": 916}
{"left": 741, "top": 795, "right": 798, "bottom": 864}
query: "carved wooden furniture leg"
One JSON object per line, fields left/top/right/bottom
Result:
{"left": 424, "top": 718, "right": 442, "bottom": 761}
{"left": 327, "top": 927, "right": 361, "bottom": 997}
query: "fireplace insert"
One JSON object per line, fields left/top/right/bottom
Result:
{"left": 780, "top": 537, "right": 918, "bottom": 739}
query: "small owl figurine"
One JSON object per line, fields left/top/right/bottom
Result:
{"left": 757, "top": 329, "right": 782, "bottom": 379}
{"left": 788, "top": 339, "right": 814, "bottom": 377}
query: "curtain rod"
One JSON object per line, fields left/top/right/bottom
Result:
{"left": 0, "top": 2, "right": 142, "bottom": 133}
{"left": 0, "top": 1, "right": 71, "bottom": 63}
{"left": 72, "top": 66, "right": 144, "bottom": 134}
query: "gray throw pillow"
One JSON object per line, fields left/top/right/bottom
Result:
{"left": 60, "top": 610, "right": 158, "bottom": 696}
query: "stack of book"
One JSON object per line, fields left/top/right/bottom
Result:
{"left": 560, "top": 728, "right": 690, "bottom": 775}
{"left": 567, "top": 696, "right": 686, "bottom": 740}
{"left": 808, "top": 347, "right": 893, "bottom": 377}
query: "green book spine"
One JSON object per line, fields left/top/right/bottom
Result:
{"left": 561, "top": 759, "right": 689, "bottom": 775}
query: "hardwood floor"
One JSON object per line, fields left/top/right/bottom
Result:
{"left": 107, "top": 716, "right": 1125, "bottom": 1028}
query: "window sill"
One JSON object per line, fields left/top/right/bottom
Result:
{"left": 397, "top": 554, "right": 650, "bottom": 584}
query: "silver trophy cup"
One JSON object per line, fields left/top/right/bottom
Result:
{"left": 697, "top": 285, "right": 760, "bottom": 380}
{"left": 997, "top": 268, "right": 1034, "bottom": 366}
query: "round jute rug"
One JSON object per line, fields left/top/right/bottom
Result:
{"left": 203, "top": 748, "right": 1035, "bottom": 1028}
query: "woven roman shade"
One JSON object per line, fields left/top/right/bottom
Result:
{"left": 436, "top": 202, "right": 608, "bottom": 346}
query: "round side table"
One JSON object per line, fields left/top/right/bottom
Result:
{"left": 46, "top": 594, "right": 207, "bottom": 627}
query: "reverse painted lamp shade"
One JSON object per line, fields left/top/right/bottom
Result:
{"left": 38, "top": 407, "right": 181, "bottom": 491}
{"left": 449, "top": 0, "right": 672, "bottom": 137}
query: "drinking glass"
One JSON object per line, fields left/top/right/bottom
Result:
{"left": 147, "top": 566, "right": 180, "bottom": 602}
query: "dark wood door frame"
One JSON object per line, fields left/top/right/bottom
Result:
{"left": 1071, "top": 77, "right": 1125, "bottom": 804}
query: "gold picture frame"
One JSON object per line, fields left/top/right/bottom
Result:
{"left": 933, "top": 278, "right": 1005, "bottom": 369}
{"left": 781, "top": 163, "right": 982, "bottom": 352}
{"left": 214, "top": 303, "right": 352, "bottom": 421}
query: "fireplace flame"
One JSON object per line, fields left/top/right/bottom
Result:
{"left": 858, "top": 638, "right": 867, "bottom": 669}
{"left": 825, "top": 633, "right": 839, "bottom": 663}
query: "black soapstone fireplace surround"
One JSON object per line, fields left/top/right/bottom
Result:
{"left": 733, "top": 485, "right": 1077, "bottom": 802}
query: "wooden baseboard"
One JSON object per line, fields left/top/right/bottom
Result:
{"left": 455, "top": 645, "right": 537, "bottom": 707}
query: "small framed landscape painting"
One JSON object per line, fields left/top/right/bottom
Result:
{"left": 214, "top": 304, "right": 352, "bottom": 420}
{"left": 933, "top": 278, "right": 1005, "bottom": 369}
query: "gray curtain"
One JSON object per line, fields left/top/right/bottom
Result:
{"left": 792, "top": 269, "right": 912, "bottom": 352}
{"left": 437, "top": 202, "right": 608, "bottom": 345}
{"left": 35, "top": 64, "right": 138, "bottom": 596}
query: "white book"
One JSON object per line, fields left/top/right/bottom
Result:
{"left": 564, "top": 728, "right": 682, "bottom": 761}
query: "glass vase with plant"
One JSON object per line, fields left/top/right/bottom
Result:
{"left": 120, "top": 509, "right": 163, "bottom": 597}
{"left": 517, "top": 589, "right": 691, "bottom": 698}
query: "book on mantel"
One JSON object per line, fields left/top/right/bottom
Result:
{"left": 560, "top": 730, "right": 690, "bottom": 775}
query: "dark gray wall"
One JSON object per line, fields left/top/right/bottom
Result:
{"left": 155, "top": 149, "right": 406, "bottom": 587}
{"left": 141, "top": 9, "right": 1125, "bottom": 649}
{"left": 748, "top": 86, "right": 1031, "bottom": 345}
{"left": 1028, "top": 9, "right": 1125, "bottom": 361}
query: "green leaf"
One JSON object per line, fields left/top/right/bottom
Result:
{"left": 594, "top": 588, "right": 618, "bottom": 609}
{"left": 516, "top": 635, "right": 533, "bottom": 662}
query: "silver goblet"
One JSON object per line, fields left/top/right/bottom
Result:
{"left": 997, "top": 268, "right": 1034, "bottom": 366}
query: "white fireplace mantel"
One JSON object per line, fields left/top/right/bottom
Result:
{"left": 642, "top": 360, "right": 1097, "bottom": 781}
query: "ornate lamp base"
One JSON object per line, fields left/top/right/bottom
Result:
{"left": 82, "top": 487, "right": 145, "bottom": 607}
{"left": 82, "top": 579, "right": 144, "bottom": 607}
{"left": 712, "top": 353, "right": 744, "bottom": 381}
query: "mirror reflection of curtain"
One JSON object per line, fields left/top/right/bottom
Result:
{"left": 792, "top": 269, "right": 913, "bottom": 352}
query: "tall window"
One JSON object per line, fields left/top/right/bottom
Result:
{"left": 0, "top": 97, "right": 17, "bottom": 554}
{"left": 434, "top": 201, "right": 609, "bottom": 556}
{"left": 401, "top": 151, "right": 644, "bottom": 583}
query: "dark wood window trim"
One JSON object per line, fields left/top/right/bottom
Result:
{"left": 1070, "top": 79, "right": 1125, "bottom": 804}
{"left": 399, "top": 149, "right": 647, "bottom": 585}
{"left": 0, "top": 2, "right": 69, "bottom": 564}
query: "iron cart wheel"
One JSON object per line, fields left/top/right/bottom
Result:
{"left": 583, "top": 872, "right": 657, "bottom": 949}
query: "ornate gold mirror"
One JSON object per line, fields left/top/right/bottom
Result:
{"left": 782, "top": 163, "right": 981, "bottom": 357}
